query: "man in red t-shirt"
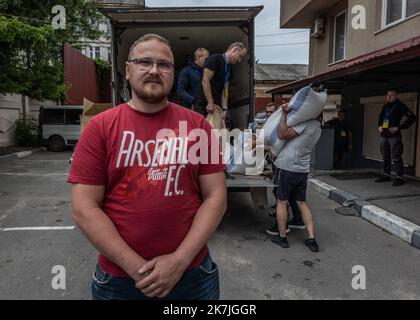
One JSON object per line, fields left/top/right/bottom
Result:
{"left": 68, "top": 34, "right": 227, "bottom": 300}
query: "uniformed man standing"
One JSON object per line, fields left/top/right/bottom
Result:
{"left": 375, "top": 89, "right": 416, "bottom": 186}
{"left": 325, "top": 109, "right": 352, "bottom": 169}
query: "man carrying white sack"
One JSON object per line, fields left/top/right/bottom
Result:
{"left": 271, "top": 103, "right": 322, "bottom": 252}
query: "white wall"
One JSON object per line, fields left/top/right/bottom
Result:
{"left": 0, "top": 94, "right": 56, "bottom": 147}
{"left": 0, "top": 95, "right": 21, "bottom": 147}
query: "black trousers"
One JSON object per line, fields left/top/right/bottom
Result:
{"left": 380, "top": 136, "right": 404, "bottom": 178}
{"left": 333, "top": 143, "right": 348, "bottom": 169}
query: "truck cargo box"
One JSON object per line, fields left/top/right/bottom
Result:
{"left": 100, "top": 5, "right": 275, "bottom": 194}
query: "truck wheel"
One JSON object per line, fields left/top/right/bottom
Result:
{"left": 48, "top": 135, "right": 66, "bottom": 152}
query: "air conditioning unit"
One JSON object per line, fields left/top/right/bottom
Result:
{"left": 310, "top": 18, "right": 325, "bottom": 39}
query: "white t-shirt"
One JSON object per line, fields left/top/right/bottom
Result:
{"left": 274, "top": 120, "right": 321, "bottom": 173}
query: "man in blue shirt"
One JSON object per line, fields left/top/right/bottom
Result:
{"left": 177, "top": 48, "right": 209, "bottom": 111}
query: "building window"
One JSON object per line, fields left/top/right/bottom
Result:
{"left": 383, "top": 0, "right": 420, "bottom": 27}
{"left": 89, "top": 46, "right": 101, "bottom": 59}
{"left": 333, "top": 11, "right": 346, "bottom": 62}
{"left": 386, "top": 0, "right": 403, "bottom": 24}
{"left": 407, "top": 0, "right": 420, "bottom": 17}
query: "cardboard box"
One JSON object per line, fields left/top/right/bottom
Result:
{"left": 81, "top": 98, "right": 113, "bottom": 133}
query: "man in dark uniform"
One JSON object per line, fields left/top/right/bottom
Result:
{"left": 375, "top": 89, "right": 416, "bottom": 186}
{"left": 325, "top": 109, "right": 352, "bottom": 169}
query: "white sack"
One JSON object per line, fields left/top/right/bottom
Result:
{"left": 262, "top": 86, "right": 327, "bottom": 156}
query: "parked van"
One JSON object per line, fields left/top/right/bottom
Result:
{"left": 39, "top": 106, "right": 83, "bottom": 152}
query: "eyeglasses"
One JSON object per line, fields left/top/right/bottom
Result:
{"left": 127, "top": 58, "right": 174, "bottom": 73}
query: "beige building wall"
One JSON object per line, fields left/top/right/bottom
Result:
{"left": 280, "top": 0, "right": 311, "bottom": 27}
{"left": 306, "top": 0, "right": 420, "bottom": 75}
{"left": 280, "top": 0, "right": 343, "bottom": 28}
{"left": 347, "top": 0, "right": 420, "bottom": 60}
{"left": 309, "top": 0, "right": 348, "bottom": 75}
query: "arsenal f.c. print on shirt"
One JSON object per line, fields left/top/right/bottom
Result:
{"left": 68, "top": 103, "right": 226, "bottom": 276}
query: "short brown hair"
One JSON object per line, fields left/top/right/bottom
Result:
{"left": 128, "top": 34, "right": 172, "bottom": 60}
{"left": 227, "top": 42, "right": 246, "bottom": 51}
{"left": 266, "top": 102, "right": 276, "bottom": 109}
{"left": 194, "top": 47, "right": 209, "bottom": 60}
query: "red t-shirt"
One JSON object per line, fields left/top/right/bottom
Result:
{"left": 68, "top": 102, "right": 226, "bottom": 276}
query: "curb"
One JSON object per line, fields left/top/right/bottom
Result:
{"left": 307, "top": 179, "right": 337, "bottom": 197}
{"left": 308, "top": 178, "right": 420, "bottom": 249}
{"left": 412, "top": 231, "right": 420, "bottom": 249}
{"left": 329, "top": 189, "right": 358, "bottom": 207}
{"left": 0, "top": 147, "right": 46, "bottom": 160}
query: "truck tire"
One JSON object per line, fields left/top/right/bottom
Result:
{"left": 48, "top": 135, "right": 66, "bottom": 152}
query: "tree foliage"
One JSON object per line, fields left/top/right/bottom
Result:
{"left": 94, "top": 57, "right": 111, "bottom": 102}
{"left": 0, "top": 0, "right": 105, "bottom": 101}
{"left": 0, "top": 16, "right": 66, "bottom": 100}
{"left": 0, "top": 0, "right": 105, "bottom": 47}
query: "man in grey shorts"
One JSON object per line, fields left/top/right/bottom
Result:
{"left": 272, "top": 103, "right": 322, "bottom": 252}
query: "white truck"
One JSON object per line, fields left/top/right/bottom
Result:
{"left": 100, "top": 4, "right": 275, "bottom": 207}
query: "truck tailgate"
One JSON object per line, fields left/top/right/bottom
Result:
{"left": 226, "top": 173, "right": 275, "bottom": 208}
{"left": 226, "top": 173, "right": 275, "bottom": 189}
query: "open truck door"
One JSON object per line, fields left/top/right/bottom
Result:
{"left": 99, "top": 5, "right": 275, "bottom": 204}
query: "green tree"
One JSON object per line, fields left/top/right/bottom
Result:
{"left": 0, "top": 0, "right": 105, "bottom": 101}
{"left": 94, "top": 57, "right": 112, "bottom": 102}
{"left": 0, "top": 16, "right": 65, "bottom": 100}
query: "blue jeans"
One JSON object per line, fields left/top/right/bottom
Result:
{"left": 92, "top": 254, "right": 220, "bottom": 300}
